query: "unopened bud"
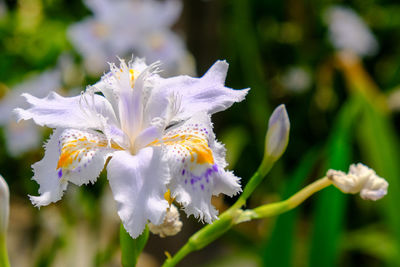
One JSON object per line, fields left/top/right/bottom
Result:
{"left": 327, "top": 163, "right": 388, "bottom": 200}
{"left": 265, "top": 104, "right": 290, "bottom": 161}
{"left": 0, "top": 175, "right": 9, "bottom": 235}
{"left": 148, "top": 204, "right": 182, "bottom": 238}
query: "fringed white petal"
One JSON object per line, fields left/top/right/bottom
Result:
{"left": 30, "top": 128, "right": 117, "bottom": 207}
{"left": 155, "top": 113, "right": 241, "bottom": 223}
{"left": 148, "top": 60, "right": 249, "bottom": 123}
{"left": 107, "top": 148, "right": 169, "bottom": 238}
{"left": 29, "top": 129, "right": 68, "bottom": 207}
{"left": 211, "top": 140, "right": 242, "bottom": 197}
{"left": 56, "top": 129, "right": 117, "bottom": 186}
{"left": 0, "top": 69, "right": 61, "bottom": 124}
{"left": 15, "top": 91, "right": 118, "bottom": 131}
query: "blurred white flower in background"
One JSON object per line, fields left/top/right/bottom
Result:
{"left": 68, "top": 0, "right": 195, "bottom": 76}
{"left": 0, "top": 69, "right": 62, "bottom": 156}
{"left": 0, "top": 0, "right": 7, "bottom": 19}
{"left": 281, "top": 66, "right": 311, "bottom": 93}
{"left": 324, "top": 6, "right": 379, "bottom": 57}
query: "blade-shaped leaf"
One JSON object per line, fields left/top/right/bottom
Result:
{"left": 120, "top": 224, "right": 149, "bottom": 267}
{"left": 309, "top": 96, "right": 362, "bottom": 267}
{"left": 262, "top": 146, "right": 320, "bottom": 267}
{"left": 357, "top": 98, "right": 400, "bottom": 265}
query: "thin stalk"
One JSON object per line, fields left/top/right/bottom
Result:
{"left": 230, "top": 161, "right": 274, "bottom": 211}
{"left": 162, "top": 177, "right": 333, "bottom": 267}
{"left": 237, "top": 177, "right": 332, "bottom": 222}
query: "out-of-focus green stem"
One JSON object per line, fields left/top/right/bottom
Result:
{"left": 162, "top": 177, "right": 333, "bottom": 267}
{"left": 162, "top": 209, "right": 241, "bottom": 267}
{"left": 0, "top": 234, "right": 10, "bottom": 267}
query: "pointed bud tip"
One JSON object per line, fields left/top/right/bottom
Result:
{"left": 268, "top": 104, "right": 289, "bottom": 128}
{"left": 264, "top": 105, "right": 290, "bottom": 162}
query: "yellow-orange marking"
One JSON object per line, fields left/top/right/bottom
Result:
{"left": 151, "top": 134, "right": 214, "bottom": 165}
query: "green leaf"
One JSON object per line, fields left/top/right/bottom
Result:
{"left": 342, "top": 225, "right": 397, "bottom": 262}
{"left": 120, "top": 224, "right": 149, "bottom": 267}
{"left": 309, "top": 96, "right": 362, "bottom": 267}
{"left": 357, "top": 97, "right": 400, "bottom": 265}
{"left": 262, "top": 146, "right": 320, "bottom": 267}
{"left": 228, "top": 0, "right": 270, "bottom": 146}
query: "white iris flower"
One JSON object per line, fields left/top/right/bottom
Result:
{"left": 15, "top": 58, "right": 249, "bottom": 238}
{"left": 324, "top": 6, "right": 379, "bottom": 57}
{"left": 68, "top": 0, "right": 194, "bottom": 76}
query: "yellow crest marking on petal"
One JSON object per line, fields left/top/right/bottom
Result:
{"left": 151, "top": 133, "right": 214, "bottom": 165}
{"left": 57, "top": 132, "right": 122, "bottom": 170}
{"left": 57, "top": 137, "right": 103, "bottom": 169}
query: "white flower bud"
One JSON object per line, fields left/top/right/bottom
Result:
{"left": 148, "top": 204, "right": 182, "bottom": 238}
{"left": 0, "top": 175, "right": 9, "bottom": 235}
{"left": 265, "top": 104, "right": 290, "bottom": 161}
{"left": 324, "top": 6, "right": 378, "bottom": 57}
{"left": 327, "top": 163, "right": 388, "bottom": 201}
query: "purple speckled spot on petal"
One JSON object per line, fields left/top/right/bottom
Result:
{"left": 190, "top": 178, "right": 194, "bottom": 185}
{"left": 201, "top": 184, "right": 204, "bottom": 190}
{"left": 212, "top": 164, "right": 218, "bottom": 172}
{"left": 182, "top": 169, "right": 185, "bottom": 176}
{"left": 57, "top": 169, "right": 63, "bottom": 179}
{"left": 185, "top": 179, "right": 187, "bottom": 184}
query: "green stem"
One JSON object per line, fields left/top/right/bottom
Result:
{"left": 237, "top": 177, "right": 332, "bottom": 222}
{"left": 0, "top": 234, "right": 10, "bottom": 267}
{"left": 162, "top": 209, "right": 241, "bottom": 267}
{"left": 231, "top": 161, "right": 274, "bottom": 210}
{"left": 162, "top": 177, "right": 333, "bottom": 267}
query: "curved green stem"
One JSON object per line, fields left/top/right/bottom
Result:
{"left": 237, "top": 177, "right": 332, "bottom": 223}
{"left": 162, "top": 211, "right": 238, "bottom": 267}
{"left": 231, "top": 162, "right": 274, "bottom": 211}
{"left": 162, "top": 177, "right": 333, "bottom": 267}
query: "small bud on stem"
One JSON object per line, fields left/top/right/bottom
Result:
{"left": 259, "top": 104, "right": 290, "bottom": 175}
